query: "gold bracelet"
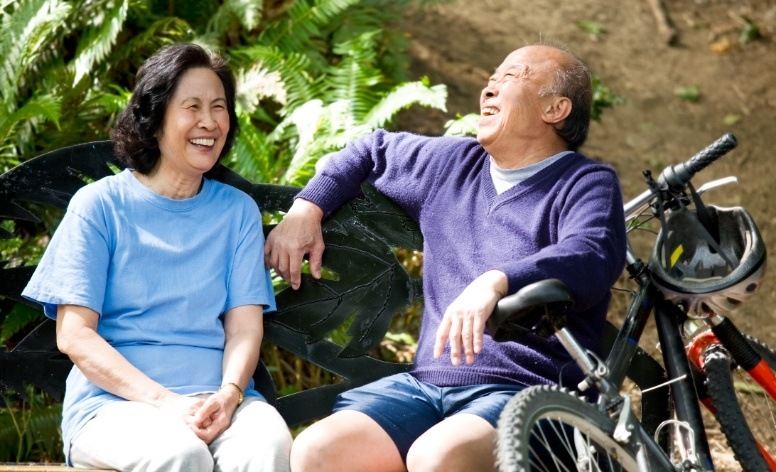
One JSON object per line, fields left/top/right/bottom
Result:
{"left": 219, "top": 382, "right": 244, "bottom": 405}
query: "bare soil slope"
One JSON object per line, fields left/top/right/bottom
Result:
{"left": 401, "top": 1, "right": 776, "bottom": 468}
{"left": 401, "top": 0, "right": 776, "bottom": 342}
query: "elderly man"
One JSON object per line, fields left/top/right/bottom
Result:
{"left": 265, "top": 43, "right": 626, "bottom": 472}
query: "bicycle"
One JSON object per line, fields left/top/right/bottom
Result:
{"left": 487, "top": 133, "right": 776, "bottom": 471}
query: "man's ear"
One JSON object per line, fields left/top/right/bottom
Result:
{"left": 542, "top": 97, "right": 572, "bottom": 124}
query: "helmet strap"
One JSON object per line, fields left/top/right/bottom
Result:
{"left": 687, "top": 182, "right": 720, "bottom": 245}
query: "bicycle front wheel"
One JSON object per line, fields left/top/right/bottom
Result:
{"left": 495, "top": 385, "right": 641, "bottom": 472}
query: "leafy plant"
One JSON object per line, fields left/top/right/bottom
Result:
{"left": 577, "top": 20, "right": 605, "bottom": 40}
{"left": 0, "top": 3, "right": 451, "bottom": 458}
{"left": 0, "top": 385, "right": 63, "bottom": 463}
{"left": 674, "top": 85, "right": 701, "bottom": 103}
{"left": 591, "top": 75, "right": 625, "bottom": 122}
{"left": 739, "top": 16, "right": 761, "bottom": 44}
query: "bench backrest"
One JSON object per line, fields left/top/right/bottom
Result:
{"left": 0, "top": 141, "right": 422, "bottom": 426}
{"left": 0, "top": 141, "right": 672, "bottom": 437}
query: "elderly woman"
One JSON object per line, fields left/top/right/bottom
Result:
{"left": 22, "top": 43, "right": 292, "bottom": 471}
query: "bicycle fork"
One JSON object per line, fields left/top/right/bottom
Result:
{"left": 686, "top": 315, "right": 776, "bottom": 400}
{"left": 686, "top": 315, "right": 776, "bottom": 469}
{"left": 555, "top": 327, "right": 674, "bottom": 471}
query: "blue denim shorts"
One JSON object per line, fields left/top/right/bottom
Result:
{"left": 332, "top": 372, "right": 525, "bottom": 461}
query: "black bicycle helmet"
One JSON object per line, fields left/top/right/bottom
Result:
{"left": 649, "top": 205, "right": 767, "bottom": 318}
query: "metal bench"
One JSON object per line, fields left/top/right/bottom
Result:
{"left": 0, "top": 141, "right": 669, "bottom": 467}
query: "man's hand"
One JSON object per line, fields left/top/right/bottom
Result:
{"left": 264, "top": 198, "right": 325, "bottom": 290}
{"left": 434, "top": 270, "right": 508, "bottom": 366}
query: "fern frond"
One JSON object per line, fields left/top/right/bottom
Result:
{"left": 0, "top": 0, "right": 72, "bottom": 102}
{"left": 236, "top": 65, "right": 287, "bottom": 114}
{"left": 228, "top": 114, "right": 285, "bottom": 183}
{"left": 0, "top": 95, "right": 62, "bottom": 151}
{"left": 23, "top": 403, "right": 63, "bottom": 462}
{"left": 0, "top": 390, "right": 63, "bottom": 463}
{"left": 443, "top": 113, "right": 479, "bottom": 137}
{"left": 71, "top": 0, "right": 130, "bottom": 85}
{"left": 279, "top": 99, "right": 375, "bottom": 185}
{"left": 260, "top": 0, "right": 359, "bottom": 53}
{"left": 0, "top": 304, "right": 44, "bottom": 345}
{"left": 325, "top": 30, "right": 384, "bottom": 124}
{"left": 229, "top": 45, "right": 313, "bottom": 115}
{"left": 363, "top": 81, "right": 447, "bottom": 129}
{"left": 109, "top": 16, "right": 193, "bottom": 71}
{"left": 93, "top": 84, "right": 132, "bottom": 116}
{"left": 207, "top": 0, "right": 264, "bottom": 36}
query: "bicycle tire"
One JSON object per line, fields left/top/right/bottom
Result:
{"left": 704, "top": 335, "right": 776, "bottom": 471}
{"left": 495, "top": 385, "right": 641, "bottom": 472}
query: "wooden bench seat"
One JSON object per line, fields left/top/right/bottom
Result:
{"left": 0, "top": 465, "right": 107, "bottom": 471}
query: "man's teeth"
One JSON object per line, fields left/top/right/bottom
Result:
{"left": 481, "top": 107, "right": 499, "bottom": 116}
{"left": 189, "top": 138, "right": 215, "bottom": 146}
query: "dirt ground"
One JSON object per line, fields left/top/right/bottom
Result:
{"left": 400, "top": 0, "right": 776, "bottom": 468}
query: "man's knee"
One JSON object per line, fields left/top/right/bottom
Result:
{"left": 290, "top": 423, "right": 335, "bottom": 471}
{"left": 406, "top": 440, "right": 450, "bottom": 472}
{"left": 405, "top": 416, "right": 497, "bottom": 472}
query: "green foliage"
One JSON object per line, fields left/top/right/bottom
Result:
{"left": 674, "top": 84, "right": 701, "bottom": 103}
{"left": 576, "top": 20, "right": 605, "bottom": 39}
{"left": 591, "top": 75, "right": 624, "bottom": 122}
{"left": 739, "top": 16, "right": 761, "bottom": 44}
{"left": 0, "top": 3, "right": 450, "bottom": 460}
{"left": 0, "top": 304, "right": 44, "bottom": 345}
{"left": 444, "top": 113, "right": 479, "bottom": 137}
{"left": 0, "top": 386, "right": 64, "bottom": 463}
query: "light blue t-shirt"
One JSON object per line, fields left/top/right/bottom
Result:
{"left": 22, "top": 168, "right": 276, "bottom": 461}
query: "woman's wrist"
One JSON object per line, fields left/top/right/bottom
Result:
{"left": 218, "top": 382, "right": 244, "bottom": 405}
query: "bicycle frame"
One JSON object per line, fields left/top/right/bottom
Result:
{"left": 563, "top": 260, "right": 717, "bottom": 470}
{"left": 570, "top": 140, "right": 773, "bottom": 469}
{"left": 494, "top": 134, "right": 776, "bottom": 471}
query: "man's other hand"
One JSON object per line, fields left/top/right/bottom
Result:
{"left": 264, "top": 198, "right": 325, "bottom": 290}
{"left": 434, "top": 270, "right": 508, "bottom": 365}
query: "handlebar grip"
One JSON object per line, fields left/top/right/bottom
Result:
{"left": 659, "top": 133, "right": 737, "bottom": 191}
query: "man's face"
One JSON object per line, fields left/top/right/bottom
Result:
{"left": 477, "top": 46, "right": 561, "bottom": 154}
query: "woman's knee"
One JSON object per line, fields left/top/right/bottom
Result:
{"left": 144, "top": 434, "right": 213, "bottom": 471}
{"left": 216, "top": 427, "right": 291, "bottom": 472}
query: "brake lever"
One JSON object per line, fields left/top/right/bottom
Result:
{"left": 696, "top": 176, "right": 738, "bottom": 195}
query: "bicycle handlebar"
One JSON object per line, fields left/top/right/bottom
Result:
{"left": 657, "top": 133, "right": 737, "bottom": 192}
{"left": 624, "top": 133, "right": 738, "bottom": 221}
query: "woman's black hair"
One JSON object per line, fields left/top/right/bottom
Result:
{"left": 110, "top": 43, "right": 239, "bottom": 176}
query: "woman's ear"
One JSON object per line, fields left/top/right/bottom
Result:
{"left": 542, "top": 96, "right": 572, "bottom": 124}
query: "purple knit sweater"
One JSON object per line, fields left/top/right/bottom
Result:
{"left": 298, "top": 130, "right": 626, "bottom": 389}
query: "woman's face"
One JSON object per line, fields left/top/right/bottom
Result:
{"left": 156, "top": 67, "right": 230, "bottom": 177}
